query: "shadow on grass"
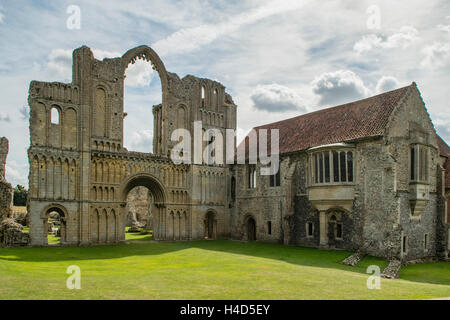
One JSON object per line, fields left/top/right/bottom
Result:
{"left": 0, "top": 239, "right": 447, "bottom": 286}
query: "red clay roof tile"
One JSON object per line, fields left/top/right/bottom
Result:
{"left": 241, "top": 84, "right": 411, "bottom": 155}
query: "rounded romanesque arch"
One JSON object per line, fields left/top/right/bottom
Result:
{"left": 119, "top": 172, "right": 168, "bottom": 240}
{"left": 242, "top": 214, "right": 257, "bottom": 241}
{"left": 204, "top": 209, "right": 217, "bottom": 239}
{"left": 119, "top": 172, "right": 167, "bottom": 204}
{"left": 41, "top": 204, "right": 69, "bottom": 246}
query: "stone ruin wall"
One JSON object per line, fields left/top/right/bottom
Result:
{"left": 0, "top": 137, "right": 13, "bottom": 218}
{"left": 0, "top": 137, "right": 30, "bottom": 247}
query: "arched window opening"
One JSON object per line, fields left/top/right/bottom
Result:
{"left": 213, "top": 88, "right": 218, "bottom": 109}
{"left": 201, "top": 86, "right": 206, "bottom": 108}
{"left": 124, "top": 57, "right": 161, "bottom": 153}
{"left": 51, "top": 108, "right": 60, "bottom": 125}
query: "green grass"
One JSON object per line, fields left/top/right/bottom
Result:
{"left": 0, "top": 239, "right": 448, "bottom": 300}
{"left": 22, "top": 226, "right": 60, "bottom": 245}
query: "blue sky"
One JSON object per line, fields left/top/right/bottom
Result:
{"left": 0, "top": 0, "right": 449, "bottom": 187}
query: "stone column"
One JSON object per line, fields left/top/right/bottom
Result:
{"left": 319, "top": 211, "right": 328, "bottom": 248}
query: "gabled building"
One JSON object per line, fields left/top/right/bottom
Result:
{"left": 233, "top": 83, "right": 449, "bottom": 261}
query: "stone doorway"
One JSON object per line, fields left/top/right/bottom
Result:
{"left": 247, "top": 217, "right": 256, "bottom": 241}
{"left": 44, "top": 206, "right": 67, "bottom": 246}
{"left": 204, "top": 211, "right": 216, "bottom": 239}
{"left": 120, "top": 173, "right": 167, "bottom": 241}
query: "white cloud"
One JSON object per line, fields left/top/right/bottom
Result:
{"left": 312, "top": 70, "right": 371, "bottom": 106}
{"left": 421, "top": 42, "right": 450, "bottom": 68}
{"left": 152, "top": 0, "right": 309, "bottom": 56}
{"left": 353, "top": 26, "right": 419, "bottom": 54}
{"left": 0, "top": 113, "right": 11, "bottom": 122}
{"left": 92, "top": 49, "right": 121, "bottom": 60}
{"left": 250, "top": 84, "right": 307, "bottom": 113}
{"left": 376, "top": 76, "right": 401, "bottom": 94}
{"left": 47, "top": 49, "right": 72, "bottom": 80}
{"left": 127, "top": 129, "right": 153, "bottom": 152}
{"left": 437, "top": 24, "right": 450, "bottom": 33}
{"left": 5, "top": 160, "right": 27, "bottom": 186}
{"left": 125, "top": 59, "right": 155, "bottom": 87}
{"left": 20, "top": 105, "right": 29, "bottom": 120}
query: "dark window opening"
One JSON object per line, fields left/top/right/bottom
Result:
{"left": 314, "top": 154, "right": 319, "bottom": 184}
{"left": 347, "top": 152, "right": 353, "bottom": 182}
{"left": 410, "top": 147, "right": 415, "bottom": 180}
{"left": 333, "top": 151, "right": 339, "bottom": 182}
{"left": 336, "top": 223, "right": 343, "bottom": 239}
{"left": 307, "top": 222, "right": 313, "bottom": 237}
{"left": 324, "top": 152, "right": 330, "bottom": 183}
{"left": 340, "top": 151, "right": 347, "bottom": 182}
{"left": 319, "top": 153, "right": 324, "bottom": 183}
{"left": 231, "top": 177, "right": 236, "bottom": 201}
{"left": 267, "top": 221, "right": 272, "bottom": 235}
{"left": 402, "top": 236, "right": 407, "bottom": 253}
{"left": 270, "top": 168, "right": 281, "bottom": 187}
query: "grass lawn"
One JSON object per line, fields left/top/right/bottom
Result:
{"left": 0, "top": 236, "right": 448, "bottom": 300}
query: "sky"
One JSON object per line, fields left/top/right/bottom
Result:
{"left": 0, "top": 0, "right": 449, "bottom": 187}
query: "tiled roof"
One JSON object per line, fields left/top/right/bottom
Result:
{"left": 241, "top": 84, "right": 411, "bottom": 155}
{"left": 439, "top": 136, "right": 450, "bottom": 189}
{"left": 437, "top": 134, "right": 450, "bottom": 158}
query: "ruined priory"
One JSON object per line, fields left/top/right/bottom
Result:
{"left": 2, "top": 45, "right": 449, "bottom": 262}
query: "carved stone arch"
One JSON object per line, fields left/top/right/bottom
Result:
{"left": 242, "top": 214, "right": 257, "bottom": 241}
{"left": 64, "top": 106, "right": 78, "bottom": 149}
{"left": 325, "top": 207, "right": 349, "bottom": 216}
{"left": 72, "top": 86, "right": 79, "bottom": 104}
{"left": 30, "top": 102, "right": 47, "bottom": 146}
{"left": 119, "top": 172, "right": 167, "bottom": 204}
{"left": 176, "top": 104, "right": 188, "bottom": 131}
{"left": 94, "top": 86, "right": 107, "bottom": 137}
{"left": 121, "top": 46, "right": 168, "bottom": 93}
{"left": 41, "top": 203, "right": 69, "bottom": 219}
{"left": 92, "top": 186, "right": 97, "bottom": 200}
{"left": 49, "top": 104, "right": 62, "bottom": 148}
{"left": 49, "top": 104, "right": 62, "bottom": 123}
{"left": 41, "top": 203, "right": 70, "bottom": 244}
{"left": 204, "top": 209, "right": 217, "bottom": 239}
{"left": 199, "top": 81, "right": 209, "bottom": 108}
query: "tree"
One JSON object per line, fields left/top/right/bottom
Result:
{"left": 13, "top": 185, "right": 27, "bottom": 206}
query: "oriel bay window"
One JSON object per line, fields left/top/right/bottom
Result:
{"left": 311, "top": 149, "right": 354, "bottom": 184}
{"left": 410, "top": 144, "right": 428, "bottom": 182}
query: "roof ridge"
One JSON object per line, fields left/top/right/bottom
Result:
{"left": 254, "top": 84, "right": 412, "bottom": 130}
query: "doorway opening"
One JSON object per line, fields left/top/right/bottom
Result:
{"left": 125, "top": 186, "right": 154, "bottom": 241}
{"left": 204, "top": 211, "right": 216, "bottom": 239}
{"left": 45, "top": 207, "right": 66, "bottom": 245}
{"left": 247, "top": 217, "right": 256, "bottom": 241}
